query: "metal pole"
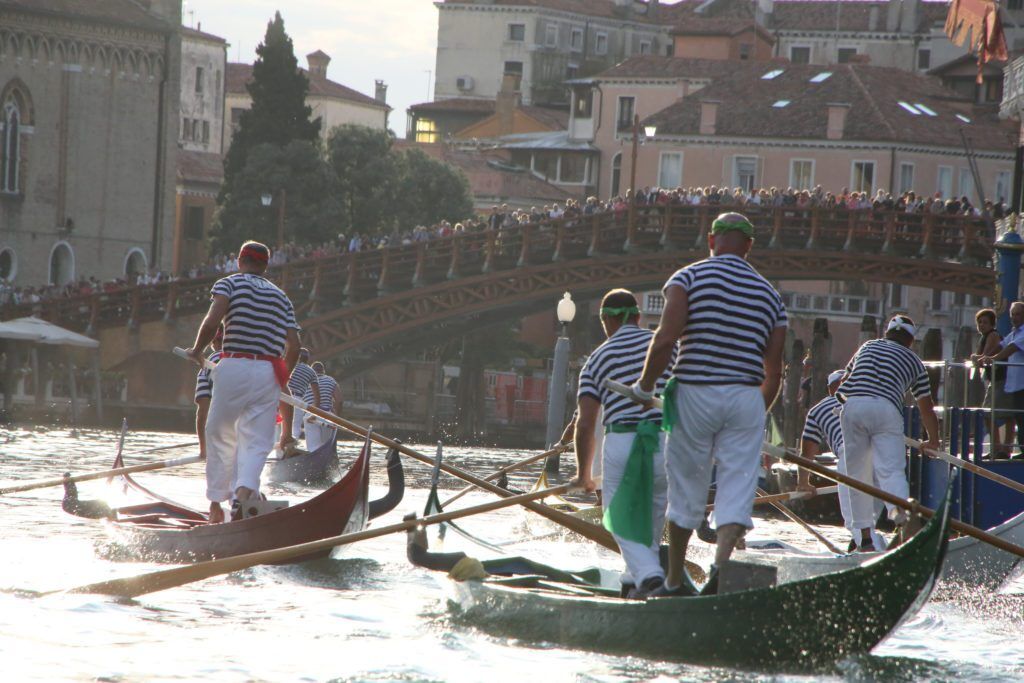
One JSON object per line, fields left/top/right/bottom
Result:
{"left": 545, "top": 326, "right": 571, "bottom": 473}
{"left": 277, "top": 188, "right": 287, "bottom": 250}
{"left": 994, "top": 223, "right": 1024, "bottom": 337}
{"left": 626, "top": 113, "right": 639, "bottom": 245}
{"left": 92, "top": 351, "right": 104, "bottom": 422}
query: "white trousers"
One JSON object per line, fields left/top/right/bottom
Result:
{"left": 664, "top": 383, "right": 765, "bottom": 530}
{"left": 601, "top": 430, "right": 667, "bottom": 585}
{"left": 839, "top": 396, "right": 907, "bottom": 531}
{"left": 205, "top": 358, "right": 280, "bottom": 502}
{"left": 291, "top": 410, "right": 304, "bottom": 440}
{"left": 305, "top": 419, "right": 336, "bottom": 453}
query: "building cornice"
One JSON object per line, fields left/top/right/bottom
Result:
{"left": 436, "top": 3, "right": 671, "bottom": 33}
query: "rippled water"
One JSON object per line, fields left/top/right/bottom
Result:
{"left": 0, "top": 426, "right": 1022, "bottom": 682}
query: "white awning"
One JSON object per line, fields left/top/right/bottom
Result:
{"left": 0, "top": 317, "right": 99, "bottom": 348}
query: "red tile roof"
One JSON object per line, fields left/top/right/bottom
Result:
{"left": 226, "top": 63, "right": 388, "bottom": 110}
{"left": 409, "top": 98, "right": 498, "bottom": 114}
{"left": 438, "top": 0, "right": 682, "bottom": 24}
{"left": 176, "top": 150, "right": 224, "bottom": 184}
{"left": 665, "top": 0, "right": 947, "bottom": 32}
{"left": 0, "top": 0, "right": 169, "bottom": 31}
{"left": 641, "top": 60, "right": 1016, "bottom": 151}
{"left": 597, "top": 55, "right": 741, "bottom": 80}
{"left": 181, "top": 26, "right": 227, "bottom": 45}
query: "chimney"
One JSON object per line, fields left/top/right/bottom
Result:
{"left": 497, "top": 72, "right": 522, "bottom": 136}
{"left": 699, "top": 100, "right": 719, "bottom": 135}
{"left": 375, "top": 80, "right": 388, "bottom": 104}
{"left": 900, "top": 0, "right": 920, "bottom": 35}
{"left": 886, "top": 0, "right": 901, "bottom": 32}
{"left": 649, "top": 0, "right": 660, "bottom": 20}
{"left": 306, "top": 50, "right": 331, "bottom": 79}
{"left": 756, "top": 0, "right": 774, "bottom": 23}
{"left": 868, "top": 6, "right": 879, "bottom": 31}
{"left": 826, "top": 103, "right": 850, "bottom": 140}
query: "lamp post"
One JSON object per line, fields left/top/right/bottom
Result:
{"left": 261, "top": 188, "right": 287, "bottom": 250}
{"left": 625, "top": 115, "right": 657, "bottom": 251}
{"left": 545, "top": 292, "right": 577, "bottom": 473}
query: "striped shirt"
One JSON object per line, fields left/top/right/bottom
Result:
{"left": 304, "top": 374, "right": 340, "bottom": 412}
{"left": 838, "top": 338, "right": 930, "bottom": 414}
{"left": 802, "top": 395, "right": 844, "bottom": 455}
{"left": 578, "top": 325, "right": 673, "bottom": 425}
{"left": 288, "top": 362, "right": 317, "bottom": 396}
{"left": 664, "top": 254, "right": 787, "bottom": 385}
{"left": 194, "top": 350, "right": 223, "bottom": 402}
{"left": 211, "top": 273, "right": 298, "bottom": 357}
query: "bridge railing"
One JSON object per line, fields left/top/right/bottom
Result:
{"left": 0, "top": 205, "right": 993, "bottom": 334}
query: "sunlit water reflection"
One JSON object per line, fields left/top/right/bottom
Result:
{"left": 0, "top": 427, "right": 1022, "bottom": 681}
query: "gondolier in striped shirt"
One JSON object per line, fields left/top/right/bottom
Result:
{"left": 303, "top": 362, "right": 341, "bottom": 452}
{"left": 633, "top": 212, "right": 787, "bottom": 596}
{"left": 569, "top": 289, "right": 674, "bottom": 598}
{"left": 193, "top": 326, "right": 224, "bottom": 461}
{"left": 837, "top": 315, "right": 939, "bottom": 550}
{"left": 280, "top": 348, "right": 320, "bottom": 452}
{"left": 186, "top": 241, "right": 301, "bottom": 524}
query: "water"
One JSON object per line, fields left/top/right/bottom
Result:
{"left": 0, "top": 426, "right": 1022, "bottom": 682}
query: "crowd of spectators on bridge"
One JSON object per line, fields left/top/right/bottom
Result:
{"left": 0, "top": 184, "right": 1006, "bottom": 312}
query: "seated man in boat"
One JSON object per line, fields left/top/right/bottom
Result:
{"left": 570, "top": 289, "right": 675, "bottom": 599}
{"left": 281, "top": 348, "right": 319, "bottom": 454}
{"left": 633, "top": 213, "right": 787, "bottom": 596}
{"left": 185, "top": 241, "right": 301, "bottom": 523}
{"left": 303, "top": 362, "right": 341, "bottom": 452}
{"left": 194, "top": 326, "right": 224, "bottom": 460}
{"left": 836, "top": 315, "right": 939, "bottom": 550}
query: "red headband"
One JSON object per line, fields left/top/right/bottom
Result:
{"left": 239, "top": 245, "right": 269, "bottom": 263}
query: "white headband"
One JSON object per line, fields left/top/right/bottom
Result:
{"left": 827, "top": 370, "right": 845, "bottom": 385}
{"left": 886, "top": 316, "right": 916, "bottom": 337}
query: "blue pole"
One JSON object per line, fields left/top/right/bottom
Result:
{"left": 995, "top": 227, "right": 1024, "bottom": 336}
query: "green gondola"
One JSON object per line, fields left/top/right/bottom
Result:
{"left": 422, "top": 484, "right": 952, "bottom": 671}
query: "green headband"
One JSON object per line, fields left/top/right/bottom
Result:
{"left": 711, "top": 217, "right": 755, "bottom": 237}
{"left": 601, "top": 305, "right": 640, "bottom": 323}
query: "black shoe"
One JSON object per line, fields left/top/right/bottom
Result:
{"left": 699, "top": 565, "right": 719, "bottom": 596}
{"left": 229, "top": 500, "right": 243, "bottom": 522}
{"left": 647, "top": 570, "right": 700, "bottom": 598}
{"left": 626, "top": 575, "right": 665, "bottom": 599}
{"left": 697, "top": 517, "right": 718, "bottom": 544}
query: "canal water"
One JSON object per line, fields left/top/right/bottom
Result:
{"left": 0, "top": 426, "right": 1021, "bottom": 682}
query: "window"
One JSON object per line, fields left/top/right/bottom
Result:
{"left": 739, "top": 43, "right": 752, "bottom": 60}
{"left": 890, "top": 284, "right": 904, "bottom": 308}
{"left": 658, "top": 152, "right": 683, "bottom": 188}
{"left": 230, "top": 107, "right": 245, "bottom": 130}
{"left": 837, "top": 47, "right": 857, "bottom": 63}
{"left": 809, "top": 71, "right": 832, "bottom": 83}
{"left": 996, "top": 171, "right": 1011, "bottom": 203}
{"left": 899, "top": 163, "right": 914, "bottom": 194}
{"left": 560, "top": 153, "right": 587, "bottom": 183}
{"left": 610, "top": 152, "right": 622, "bottom": 197}
{"left": 1011, "top": 0, "right": 1023, "bottom": 9}
{"left": 640, "top": 40, "right": 652, "bottom": 55}
{"left": 959, "top": 168, "right": 975, "bottom": 202}
{"left": 851, "top": 161, "right": 875, "bottom": 193}
{"left": 185, "top": 207, "right": 205, "bottom": 240}
{"left": 733, "top": 156, "right": 758, "bottom": 192}
{"left": 2, "top": 97, "right": 22, "bottom": 193}
{"left": 504, "top": 61, "right": 523, "bottom": 76}
{"left": 0, "top": 248, "right": 14, "bottom": 280}
{"left": 574, "top": 89, "right": 593, "bottom": 118}
{"left": 931, "top": 289, "right": 945, "bottom": 311}
{"left": 508, "top": 24, "right": 525, "bottom": 41}
{"left": 595, "top": 31, "right": 608, "bottom": 55}
{"left": 762, "top": 69, "right": 785, "bottom": 80}
{"left": 914, "top": 103, "right": 937, "bottom": 116}
{"left": 194, "top": 66, "right": 204, "bottom": 94}
{"left": 533, "top": 151, "right": 558, "bottom": 180}
{"left": 773, "top": 100, "right": 791, "bottom": 107}
{"left": 790, "top": 159, "right": 814, "bottom": 190}
{"left": 917, "top": 48, "right": 931, "bottom": 70}
{"left": 617, "top": 96, "right": 635, "bottom": 130}
{"left": 898, "top": 101, "right": 921, "bottom": 115}
{"left": 545, "top": 24, "right": 558, "bottom": 47}
{"left": 202, "top": 120, "right": 210, "bottom": 144}
{"left": 790, "top": 46, "right": 811, "bottom": 64}
{"left": 565, "top": 63, "right": 579, "bottom": 80}
{"left": 985, "top": 78, "right": 1003, "bottom": 103}
{"left": 414, "top": 117, "right": 438, "bottom": 144}
{"left": 570, "top": 27, "right": 583, "bottom": 51}
{"left": 937, "top": 166, "right": 952, "bottom": 198}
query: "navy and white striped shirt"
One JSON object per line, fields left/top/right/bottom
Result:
{"left": 802, "top": 395, "right": 844, "bottom": 454}
{"left": 578, "top": 325, "right": 673, "bottom": 425}
{"left": 838, "top": 338, "right": 930, "bottom": 415}
{"left": 664, "top": 254, "right": 787, "bottom": 385}
{"left": 194, "top": 350, "right": 223, "bottom": 402}
{"left": 211, "top": 273, "right": 298, "bottom": 357}
{"left": 288, "top": 362, "right": 317, "bottom": 397}
{"left": 304, "top": 374, "right": 340, "bottom": 412}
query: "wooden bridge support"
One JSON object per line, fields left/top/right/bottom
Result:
{"left": 783, "top": 338, "right": 805, "bottom": 449}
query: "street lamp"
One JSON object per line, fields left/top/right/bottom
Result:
{"left": 261, "top": 189, "right": 287, "bottom": 250}
{"left": 545, "top": 292, "right": 577, "bottom": 473}
{"left": 626, "top": 116, "right": 656, "bottom": 251}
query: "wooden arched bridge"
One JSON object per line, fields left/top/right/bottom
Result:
{"left": 1, "top": 205, "right": 996, "bottom": 378}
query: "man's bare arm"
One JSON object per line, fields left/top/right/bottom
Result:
{"left": 187, "top": 295, "right": 229, "bottom": 365}
{"left": 638, "top": 286, "right": 688, "bottom": 393}
{"left": 761, "top": 325, "right": 787, "bottom": 410}
{"left": 569, "top": 396, "right": 600, "bottom": 492}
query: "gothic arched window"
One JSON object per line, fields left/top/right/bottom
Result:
{"left": 0, "top": 83, "right": 31, "bottom": 195}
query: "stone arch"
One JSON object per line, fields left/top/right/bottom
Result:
{"left": 94, "top": 45, "right": 109, "bottom": 71}
{"left": 80, "top": 43, "right": 93, "bottom": 71}
{"left": 111, "top": 49, "right": 124, "bottom": 77}
{"left": 54, "top": 39, "right": 68, "bottom": 66}
{"left": 610, "top": 152, "right": 622, "bottom": 198}
{"left": 48, "top": 241, "right": 75, "bottom": 286}
{"left": 152, "top": 54, "right": 165, "bottom": 80}
{"left": 123, "top": 248, "right": 147, "bottom": 281}
{"left": 126, "top": 50, "right": 138, "bottom": 78}
{"left": 66, "top": 40, "right": 79, "bottom": 65}
{"left": 2, "top": 78, "right": 35, "bottom": 125}
{"left": 0, "top": 246, "right": 16, "bottom": 281}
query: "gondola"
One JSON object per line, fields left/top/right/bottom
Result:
{"left": 63, "top": 436, "right": 405, "bottom": 564}
{"left": 411, "top": 484, "right": 953, "bottom": 671}
{"left": 265, "top": 435, "right": 339, "bottom": 485}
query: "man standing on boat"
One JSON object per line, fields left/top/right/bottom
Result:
{"left": 837, "top": 315, "right": 939, "bottom": 550}
{"left": 569, "top": 289, "right": 674, "bottom": 598}
{"left": 186, "top": 241, "right": 301, "bottom": 523}
{"left": 633, "top": 212, "right": 787, "bottom": 596}
{"left": 194, "top": 326, "right": 224, "bottom": 460}
{"left": 303, "top": 361, "right": 341, "bottom": 452}
{"left": 281, "top": 348, "right": 319, "bottom": 453}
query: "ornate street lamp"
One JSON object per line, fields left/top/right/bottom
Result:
{"left": 546, "top": 292, "right": 576, "bottom": 473}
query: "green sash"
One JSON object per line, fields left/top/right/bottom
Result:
{"left": 660, "top": 377, "right": 678, "bottom": 433}
{"left": 602, "top": 419, "right": 660, "bottom": 546}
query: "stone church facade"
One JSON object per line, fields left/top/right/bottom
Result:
{"left": 0, "top": 0, "right": 181, "bottom": 287}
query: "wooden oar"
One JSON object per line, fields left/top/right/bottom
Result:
{"left": 756, "top": 486, "right": 843, "bottom": 554}
{"left": 64, "top": 484, "right": 572, "bottom": 598}
{"left": 0, "top": 453, "right": 203, "bottom": 495}
{"left": 763, "top": 442, "right": 1024, "bottom": 560}
{"left": 906, "top": 437, "right": 1024, "bottom": 497}
{"left": 440, "top": 443, "right": 573, "bottom": 508}
{"left": 710, "top": 485, "right": 839, "bottom": 512}
{"left": 172, "top": 347, "right": 621, "bottom": 553}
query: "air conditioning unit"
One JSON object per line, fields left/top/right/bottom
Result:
{"left": 456, "top": 75, "right": 474, "bottom": 92}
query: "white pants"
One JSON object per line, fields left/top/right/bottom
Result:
{"left": 601, "top": 430, "right": 667, "bottom": 585}
{"left": 591, "top": 406, "right": 604, "bottom": 481}
{"left": 839, "top": 396, "right": 907, "bottom": 531}
{"left": 664, "top": 383, "right": 765, "bottom": 530}
{"left": 305, "top": 418, "right": 336, "bottom": 453}
{"left": 205, "top": 358, "right": 280, "bottom": 502}
{"left": 291, "top": 409, "right": 304, "bottom": 440}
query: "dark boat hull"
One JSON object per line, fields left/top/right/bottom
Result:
{"left": 447, "top": 486, "right": 952, "bottom": 670}
{"left": 103, "top": 440, "right": 370, "bottom": 564}
{"left": 265, "top": 437, "right": 339, "bottom": 485}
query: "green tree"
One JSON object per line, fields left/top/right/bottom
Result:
{"left": 395, "top": 149, "right": 474, "bottom": 231}
{"left": 326, "top": 125, "right": 403, "bottom": 235}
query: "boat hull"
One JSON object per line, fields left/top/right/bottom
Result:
{"left": 265, "top": 437, "right": 339, "bottom": 485}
